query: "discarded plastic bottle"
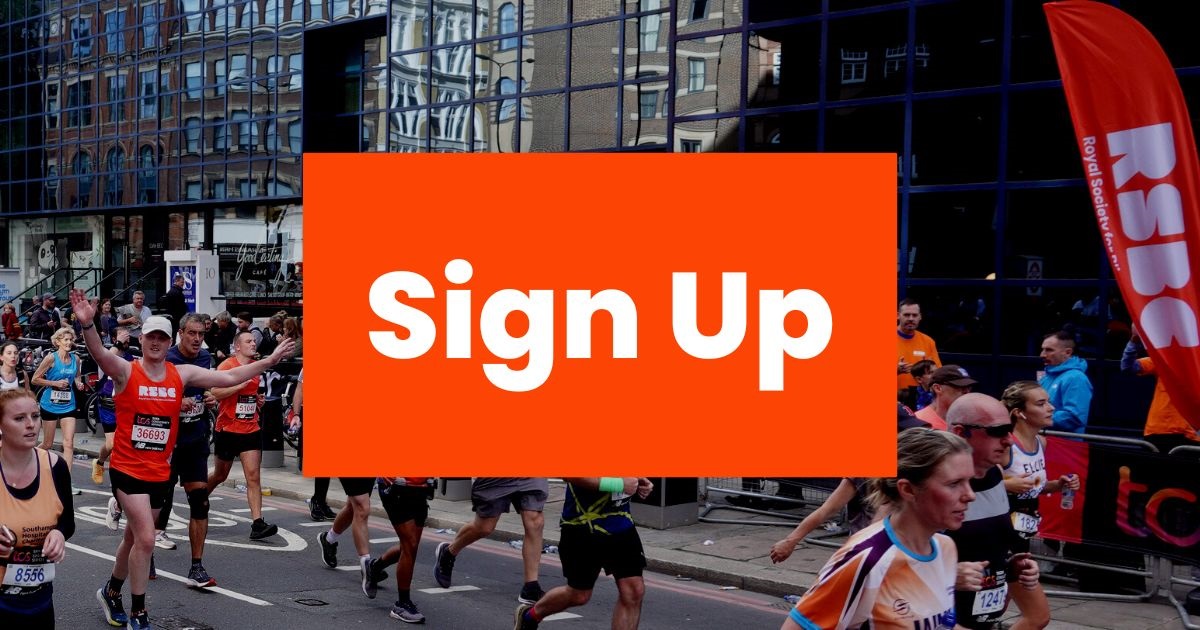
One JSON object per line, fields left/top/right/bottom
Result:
{"left": 509, "top": 540, "right": 524, "bottom": 550}
{"left": 236, "top": 484, "right": 248, "bottom": 494}
{"left": 783, "top": 595, "right": 802, "bottom": 605}
{"left": 74, "top": 453, "right": 89, "bottom": 461}
{"left": 1060, "top": 486, "right": 1075, "bottom": 510}
{"left": 543, "top": 545, "right": 558, "bottom": 554}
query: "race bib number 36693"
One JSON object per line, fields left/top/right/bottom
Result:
{"left": 132, "top": 414, "right": 171, "bottom": 452}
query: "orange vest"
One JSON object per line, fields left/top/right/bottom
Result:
{"left": 1137, "top": 357, "right": 1200, "bottom": 441}
{"left": 216, "top": 357, "right": 260, "bottom": 434}
{"left": 0, "top": 448, "right": 63, "bottom": 597}
{"left": 112, "top": 360, "right": 183, "bottom": 482}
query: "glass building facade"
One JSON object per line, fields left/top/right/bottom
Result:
{"left": 2, "top": 0, "right": 1198, "bottom": 431}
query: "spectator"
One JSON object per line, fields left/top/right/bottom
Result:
{"left": 2, "top": 302, "right": 21, "bottom": 340}
{"left": 1038, "top": 330, "right": 1092, "bottom": 433}
{"left": 897, "top": 298, "right": 942, "bottom": 408}
{"left": 915, "top": 365, "right": 977, "bottom": 431}
{"left": 910, "top": 359, "right": 937, "bottom": 410}
{"left": 283, "top": 317, "right": 302, "bottom": 358}
{"left": 1120, "top": 327, "right": 1200, "bottom": 454}
{"left": 206, "top": 311, "right": 235, "bottom": 362}
{"left": 98, "top": 298, "right": 118, "bottom": 345}
{"left": 161, "top": 274, "right": 188, "bottom": 337}
{"left": 27, "top": 293, "right": 61, "bottom": 340}
{"left": 116, "top": 290, "right": 152, "bottom": 341}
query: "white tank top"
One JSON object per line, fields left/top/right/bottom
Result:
{"left": 1004, "top": 436, "right": 1047, "bottom": 501}
{"left": 0, "top": 370, "right": 22, "bottom": 391}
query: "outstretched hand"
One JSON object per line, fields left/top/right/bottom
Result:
{"left": 268, "top": 337, "right": 296, "bottom": 364}
{"left": 69, "top": 289, "right": 95, "bottom": 327}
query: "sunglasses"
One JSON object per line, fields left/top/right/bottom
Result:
{"left": 958, "top": 422, "right": 1015, "bottom": 438}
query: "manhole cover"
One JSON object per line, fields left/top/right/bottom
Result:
{"left": 155, "top": 616, "right": 214, "bottom": 630}
{"left": 295, "top": 598, "right": 329, "bottom": 606}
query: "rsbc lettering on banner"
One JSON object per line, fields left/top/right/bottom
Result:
{"left": 303, "top": 154, "right": 895, "bottom": 476}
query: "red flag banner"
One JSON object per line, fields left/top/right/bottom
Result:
{"left": 1046, "top": 1, "right": 1200, "bottom": 431}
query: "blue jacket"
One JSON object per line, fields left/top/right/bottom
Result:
{"left": 1040, "top": 356, "right": 1093, "bottom": 433}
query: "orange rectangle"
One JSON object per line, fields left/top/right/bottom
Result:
{"left": 303, "top": 153, "right": 896, "bottom": 476}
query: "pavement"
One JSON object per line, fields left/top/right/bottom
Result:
{"left": 63, "top": 430, "right": 1200, "bottom": 630}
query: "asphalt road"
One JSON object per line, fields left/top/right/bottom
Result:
{"left": 49, "top": 473, "right": 793, "bottom": 629}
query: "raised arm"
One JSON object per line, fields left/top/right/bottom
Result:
{"left": 69, "top": 289, "right": 131, "bottom": 386}
{"left": 179, "top": 338, "right": 294, "bottom": 389}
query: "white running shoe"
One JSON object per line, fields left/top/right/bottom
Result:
{"left": 105, "top": 496, "right": 122, "bottom": 531}
{"left": 154, "top": 530, "right": 177, "bottom": 550}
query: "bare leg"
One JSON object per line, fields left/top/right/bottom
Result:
{"left": 530, "top": 585, "right": 592, "bottom": 619}
{"left": 60, "top": 417, "right": 76, "bottom": 465}
{"left": 611, "top": 576, "right": 645, "bottom": 630}
{"left": 240, "top": 449, "right": 264, "bottom": 519}
{"left": 182, "top": 481, "right": 208, "bottom": 560}
{"left": 448, "top": 514, "right": 500, "bottom": 556}
{"left": 519, "top": 510, "right": 545, "bottom": 583}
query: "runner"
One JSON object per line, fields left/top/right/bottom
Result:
{"left": 0, "top": 389, "right": 74, "bottom": 628}
{"left": 70, "top": 290, "right": 293, "bottom": 630}
{"left": 435, "top": 478, "right": 550, "bottom": 604}
{"left": 365, "top": 477, "right": 434, "bottom": 623}
{"left": 160, "top": 312, "right": 219, "bottom": 587}
{"left": 514, "top": 477, "right": 653, "bottom": 630}
{"left": 31, "top": 328, "right": 83, "bottom": 495}
{"left": 781, "top": 428, "right": 970, "bottom": 630}
{"left": 1001, "top": 381, "right": 1080, "bottom": 630}
{"left": 283, "top": 370, "right": 336, "bottom": 522}
{"left": 946, "top": 393, "right": 1042, "bottom": 630}
{"left": 0, "top": 342, "right": 30, "bottom": 392}
{"left": 91, "top": 329, "right": 134, "bottom": 485}
{"left": 317, "top": 477, "right": 376, "bottom": 598}
{"left": 206, "top": 330, "right": 279, "bottom": 541}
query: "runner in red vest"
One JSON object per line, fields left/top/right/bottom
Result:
{"left": 69, "top": 289, "right": 294, "bottom": 630}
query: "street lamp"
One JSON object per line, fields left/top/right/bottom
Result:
{"left": 477, "top": 54, "right": 534, "bottom": 153}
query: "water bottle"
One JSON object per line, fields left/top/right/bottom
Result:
{"left": 1060, "top": 485, "right": 1075, "bottom": 510}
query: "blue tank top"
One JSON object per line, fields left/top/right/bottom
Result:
{"left": 38, "top": 352, "right": 77, "bottom": 413}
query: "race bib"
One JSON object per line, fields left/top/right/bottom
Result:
{"left": 235, "top": 395, "right": 257, "bottom": 420}
{"left": 180, "top": 395, "right": 204, "bottom": 419}
{"left": 132, "top": 414, "right": 171, "bottom": 452}
{"left": 2, "top": 563, "right": 55, "bottom": 588}
{"left": 971, "top": 583, "right": 1008, "bottom": 616}
{"left": 49, "top": 388, "right": 71, "bottom": 404}
{"left": 1011, "top": 512, "right": 1041, "bottom": 537}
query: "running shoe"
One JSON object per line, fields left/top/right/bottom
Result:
{"left": 187, "top": 563, "right": 217, "bottom": 588}
{"left": 389, "top": 600, "right": 426, "bottom": 624}
{"left": 250, "top": 518, "right": 279, "bottom": 540}
{"left": 96, "top": 586, "right": 129, "bottom": 627}
{"left": 105, "top": 496, "right": 122, "bottom": 531}
{"left": 92, "top": 459, "right": 105, "bottom": 484}
{"left": 127, "top": 611, "right": 151, "bottom": 630}
{"left": 71, "top": 484, "right": 82, "bottom": 495}
{"left": 318, "top": 531, "right": 338, "bottom": 568}
{"left": 318, "top": 502, "right": 337, "bottom": 519}
{"left": 148, "top": 554, "right": 156, "bottom": 580}
{"left": 368, "top": 558, "right": 389, "bottom": 585}
{"left": 308, "top": 498, "right": 325, "bottom": 521}
{"left": 433, "top": 542, "right": 455, "bottom": 588}
{"left": 154, "top": 531, "right": 176, "bottom": 550}
{"left": 361, "top": 556, "right": 377, "bottom": 599}
{"left": 514, "top": 603, "right": 539, "bottom": 630}
{"left": 518, "top": 582, "right": 545, "bottom": 605}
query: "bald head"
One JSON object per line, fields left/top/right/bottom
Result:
{"left": 947, "top": 393, "right": 1014, "bottom": 474}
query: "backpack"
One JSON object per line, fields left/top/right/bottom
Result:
{"left": 254, "top": 327, "right": 278, "bottom": 355}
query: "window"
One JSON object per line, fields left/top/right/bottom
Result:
{"left": 73, "top": 152, "right": 93, "bottom": 208}
{"left": 140, "top": 70, "right": 157, "bottom": 118}
{"left": 288, "top": 119, "right": 301, "bottom": 151}
{"left": 67, "top": 81, "right": 92, "bottom": 127}
{"left": 46, "top": 85, "right": 59, "bottom": 128}
{"left": 185, "top": 117, "right": 201, "bottom": 152}
{"left": 288, "top": 53, "right": 302, "bottom": 89}
{"left": 183, "top": 0, "right": 202, "bottom": 32}
{"left": 266, "top": 178, "right": 293, "bottom": 195}
{"left": 45, "top": 166, "right": 59, "bottom": 210}
{"left": 159, "top": 73, "right": 171, "bottom": 117}
{"left": 267, "top": 55, "right": 281, "bottom": 89}
{"left": 238, "top": 178, "right": 255, "bottom": 197}
{"left": 332, "top": 0, "right": 351, "bottom": 18}
{"left": 186, "top": 182, "right": 201, "bottom": 200}
{"left": 141, "top": 4, "right": 159, "bottom": 48}
{"left": 231, "top": 110, "right": 256, "bottom": 149}
{"left": 264, "top": 0, "right": 280, "bottom": 25}
{"left": 840, "top": 49, "right": 867, "bottom": 84}
{"left": 105, "top": 10, "right": 125, "bottom": 55}
{"left": 498, "top": 78, "right": 516, "bottom": 120}
{"left": 213, "top": 116, "right": 227, "bottom": 150}
{"left": 690, "top": 0, "right": 707, "bottom": 21}
{"left": 498, "top": 3, "right": 516, "bottom": 50}
{"left": 289, "top": 0, "right": 303, "bottom": 22}
{"left": 308, "top": 0, "right": 322, "bottom": 20}
{"left": 265, "top": 115, "right": 278, "bottom": 151}
{"left": 639, "top": 91, "right": 657, "bottom": 118}
{"left": 215, "top": 59, "right": 227, "bottom": 95}
{"left": 185, "top": 62, "right": 203, "bottom": 98}
{"left": 244, "top": 0, "right": 259, "bottom": 27}
{"left": 210, "top": 179, "right": 226, "bottom": 199}
{"left": 229, "top": 54, "right": 247, "bottom": 89}
{"left": 391, "top": 79, "right": 421, "bottom": 137}
{"left": 107, "top": 74, "right": 126, "bottom": 121}
{"left": 639, "top": 1, "right": 660, "bottom": 52}
{"left": 138, "top": 146, "right": 157, "bottom": 203}
{"left": 104, "top": 147, "right": 124, "bottom": 206}
{"left": 71, "top": 17, "right": 92, "bottom": 58}
{"left": 772, "top": 52, "right": 781, "bottom": 85}
{"left": 214, "top": 0, "right": 227, "bottom": 29}
{"left": 688, "top": 58, "right": 704, "bottom": 92}
{"left": 680, "top": 139, "right": 701, "bottom": 152}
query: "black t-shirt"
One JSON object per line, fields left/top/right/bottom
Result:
{"left": 946, "top": 465, "right": 1018, "bottom": 628}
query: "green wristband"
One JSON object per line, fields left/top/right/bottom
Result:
{"left": 598, "top": 477, "right": 624, "bottom": 493}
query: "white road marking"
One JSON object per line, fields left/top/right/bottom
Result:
{"left": 368, "top": 536, "right": 400, "bottom": 544}
{"left": 229, "top": 507, "right": 277, "bottom": 513}
{"left": 298, "top": 522, "right": 328, "bottom": 527}
{"left": 65, "top": 542, "right": 273, "bottom": 606}
{"left": 544, "top": 612, "right": 584, "bottom": 621}
{"left": 418, "top": 585, "right": 482, "bottom": 594}
{"left": 74, "top": 505, "right": 308, "bottom": 553}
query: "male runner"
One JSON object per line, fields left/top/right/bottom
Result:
{"left": 206, "top": 330, "right": 279, "bottom": 540}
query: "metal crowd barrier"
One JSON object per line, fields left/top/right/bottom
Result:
{"left": 699, "top": 477, "right": 839, "bottom": 528}
{"left": 1165, "top": 446, "right": 1200, "bottom": 629}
